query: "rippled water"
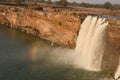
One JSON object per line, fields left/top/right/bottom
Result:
{"left": 0, "top": 24, "right": 113, "bottom": 80}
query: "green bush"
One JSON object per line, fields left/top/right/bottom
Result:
{"left": 73, "top": 12, "right": 77, "bottom": 16}
{"left": 58, "top": 21, "right": 62, "bottom": 26}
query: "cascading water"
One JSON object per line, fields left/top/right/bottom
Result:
{"left": 74, "top": 16, "right": 108, "bottom": 71}
{"left": 114, "top": 58, "right": 120, "bottom": 80}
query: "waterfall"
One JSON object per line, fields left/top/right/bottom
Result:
{"left": 74, "top": 16, "right": 108, "bottom": 71}
{"left": 114, "top": 58, "right": 120, "bottom": 80}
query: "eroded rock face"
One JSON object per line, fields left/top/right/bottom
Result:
{"left": 0, "top": 5, "right": 80, "bottom": 48}
{"left": 107, "top": 18, "right": 120, "bottom": 48}
{"left": 101, "top": 19, "right": 120, "bottom": 72}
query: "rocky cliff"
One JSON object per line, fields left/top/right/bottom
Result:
{"left": 0, "top": 5, "right": 80, "bottom": 48}
{"left": 0, "top": 5, "right": 120, "bottom": 49}
{"left": 101, "top": 18, "right": 120, "bottom": 71}
{"left": 107, "top": 18, "right": 120, "bottom": 48}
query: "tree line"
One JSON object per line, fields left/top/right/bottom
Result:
{"left": 75, "top": 2, "right": 120, "bottom": 10}
{"left": 0, "top": 0, "right": 120, "bottom": 9}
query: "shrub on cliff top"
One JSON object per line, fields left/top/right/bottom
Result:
{"left": 72, "top": 12, "right": 77, "bottom": 16}
{"left": 58, "top": 21, "right": 62, "bottom": 26}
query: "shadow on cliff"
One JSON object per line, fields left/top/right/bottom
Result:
{"left": 102, "top": 42, "right": 120, "bottom": 73}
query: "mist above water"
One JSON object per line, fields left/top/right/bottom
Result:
{"left": 47, "top": 16, "right": 108, "bottom": 71}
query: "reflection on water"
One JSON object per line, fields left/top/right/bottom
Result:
{"left": 0, "top": 24, "right": 114, "bottom": 80}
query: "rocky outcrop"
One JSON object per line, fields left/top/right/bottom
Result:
{"left": 0, "top": 5, "right": 80, "bottom": 48}
{"left": 107, "top": 18, "right": 120, "bottom": 48}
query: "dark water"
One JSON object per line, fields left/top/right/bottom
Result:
{"left": 101, "top": 15, "right": 120, "bottom": 19}
{"left": 0, "top": 24, "right": 112, "bottom": 80}
{"left": 90, "top": 14, "right": 120, "bottom": 19}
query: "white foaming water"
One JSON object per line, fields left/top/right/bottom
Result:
{"left": 74, "top": 16, "right": 108, "bottom": 71}
{"left": 114, "top": 58, "right": 120, "bottom": 80}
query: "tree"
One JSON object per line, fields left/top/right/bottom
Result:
{"left": 72, "top": 1, "right": 78, "bottom": 6}
{"left": 60, "top": 0, "right": 67, "bottom": 7}
{"left": 47, "top": 0, "right": 52, "bottom": 4}
{"left": 39, "top": 0, "right": 45, "bottom": 3}
{"left": 104, "top": 2, "right": 113, "bottom": 9}
{"left": 80, "top": 2, "right": 87, "bottom": 7}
